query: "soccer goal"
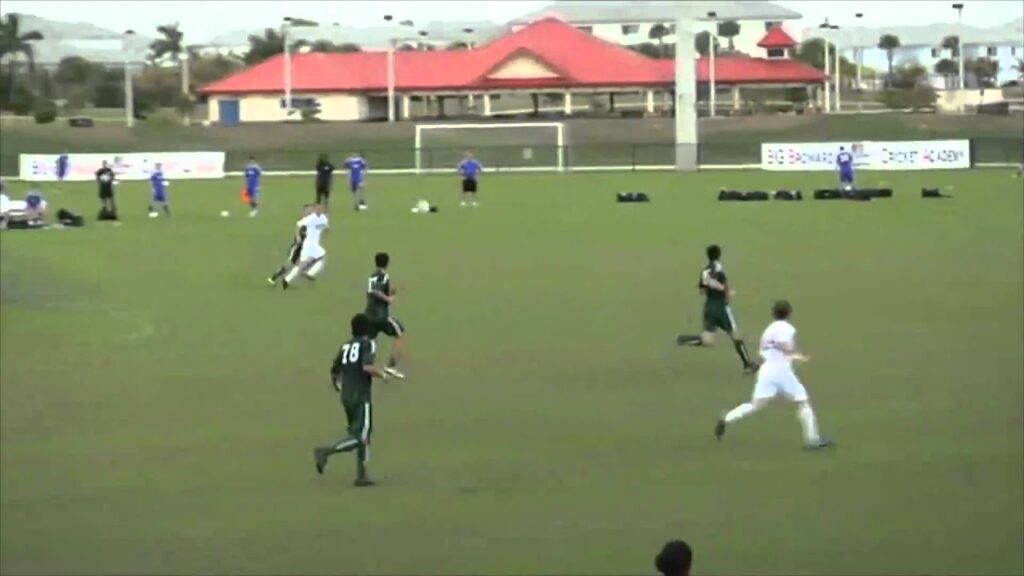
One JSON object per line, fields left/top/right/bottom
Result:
{"left": 414, "top": 122, "right": 567, "bottom": 174}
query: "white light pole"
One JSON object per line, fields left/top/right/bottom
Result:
{"left": 855, "top": 13, "right": 864, "bottom": 92}
{"left": 819, "top": 21, "right": 833, "bottom": 113}
{"left": 282, "top": 17, "right": 293, "bottom": 117}
{"left": 122, "top": 30, "right": 136, "bottom": 128}
{"left": 384, "top": 16, "right": 415, "bottom": 123}
{"left": 832, "top": 25, "right": 841, "bottom": 112}
{"left": 707, "top": 11, "right": 718, "bottom": 118}
{"left": 952, "top": 3, "right": 964, "bottom": 89}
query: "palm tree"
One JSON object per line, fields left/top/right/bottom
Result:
{"left": 307, "top": 40, "right": 361, "bottom": 53}
{"left": 1013, "top": 58, "right": 1023, "bottom": 82}
{"left": 150, "top": 23, "right": 188, "bottom": 95}
{"left": 648, "top": 23, "right": 670, "bottom": 58}
{"left": 447, "top": 40, "right": 470, "bottom": 50}
{"left": 934, "top": 58, "right": 958, "bottom": 89}
{"left": 0, "top": 13, "right": 44, "bottom": 100}
{"left": 877, "top": 34, "right": 901, "bottom": 88}
{"left": 940, "top": 35, "right": 959, "bottom": 58}
{"left": 694, "top": 31, "right": 712, "bottom": 57}
{"left": 716, "top": 20, "right": 741, "bottom": 52}
{"left": 245, "top": 28, "right": 287, "bottom": 65}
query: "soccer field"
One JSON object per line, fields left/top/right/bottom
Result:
{"left": 1, "top": 169, "right": 1022, "bottom": 575}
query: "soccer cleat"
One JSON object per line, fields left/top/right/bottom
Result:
{"left": 267, "top": 276, "right": 276, "bottom": 285}
{"left": 314, "top": 448, "right": 329, "bottom": 475}
{"left": 354, "top": 477, "right": 376, "bottom": 488}
{"left": 282, "top": 279, "right": 290, "bottom": 290}
{"left": 804, "top": 437, "right": 834, "bottom": 450}
{"left": 460, "top": 201, "right": 467, "bottom": 207}
{"left": 743, "top": 362, "right": 761, "bottom": 375}
{"left": 383, "top": 367, "right": 405, "bottom": 380}
{"left": 714, "top": 419, "right": 726, "bottom": 441}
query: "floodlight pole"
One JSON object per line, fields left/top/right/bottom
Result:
{"left": 953, "top": 3, "right": 965, "bottom": 89}
{"left": 855, "top": 12, "right": 864, "bottom": 110}
{"left": 673, "top": 14, "right": 698, "bottom": 171}
{"left": 820, "top": 21, "right": 831, "bottom": 113}
{"left": 283, "top": 18, "right": 293, "bottom": 116}
{"left": 387, "top": 39, "right": 396, "bottom": 122}
{"left": 833, "top": 26, "right": 841, "bottom": 112}
{"left": 123, "top": 30, "right": 136, "bottom": 128}
{"left": 707, "top": 11, "right": 718, "bottom": 119}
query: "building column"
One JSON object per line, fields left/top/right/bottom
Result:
{"left": 608, "top": 93, "right": 616, "bottom": 113}
{"left": 401, "top": 94, "right": 411, "bottom": 119}
{"left": 438, "top": 96, "right": 447, "bottom": 118}
{"left": 531, "top": 93, "right": 540, "bottom": 115}
{"left": 731, "top": 85, "right": 741, "bottom": 110}
{"left": 467, "top": 93, "right": 475, "bottom": 109}
{"left": 563, "top": 91, "right": 573, "bottom": 115}
{"left": 482, "top": 93, "right": 492, "bottom": 116}
{"left": 645, "top": 90, "right": 655, "bottom": 114}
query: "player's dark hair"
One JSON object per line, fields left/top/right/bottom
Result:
{"left": 772, "top": 300, "right": 792, "bottom": 320}
{"left": 655, "top": 540, "right": 693, "bottom": 576}
{"left": 375, "top": 252, "right": 390, "bottom": 269}
{"left": 351, "top": 313, "right": 371, "bottom": 337}
{"left": 706, "top": 244, "right": 721, "bottom": 262}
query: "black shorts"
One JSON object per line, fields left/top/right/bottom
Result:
{"left": 99, "top": 188, "right": 114, "bottom": 199}
{"left": 288, "top": 239, "right": 304, "bottom": 264}
{"left": 368, "top": 316, "right": 404, "bottom": 339}
{"left": 315, "top": 184, "right": 330, "bottom": 198}
{"left": 462, "top": 178, "right": 478, "bottom": 193}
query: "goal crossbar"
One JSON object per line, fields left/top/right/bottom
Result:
{"left": 414, "top": 122, "right": 566, "bottom": 174}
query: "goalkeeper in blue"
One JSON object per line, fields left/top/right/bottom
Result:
{"left": 837, "top": 146, "right": 855, "bottom": 196}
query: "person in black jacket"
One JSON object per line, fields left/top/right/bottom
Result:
{"left": 95, "top": 160, "right": 117, "bottom": 219}
{"left": 655, "top": 540, "right": 693, "bottom": 576}
{"left": 315, "top": 153, "right": 335, "bottom": 211}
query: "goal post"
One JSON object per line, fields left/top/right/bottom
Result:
{"left": 414, "top": 122, "right": 567, "bottom": 174}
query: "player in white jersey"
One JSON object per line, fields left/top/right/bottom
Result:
{"left": 714, "top": 300, "right": 832, "bottom": 450}
{"left": 283, "top": 203, "right": 329, "bottom": 290}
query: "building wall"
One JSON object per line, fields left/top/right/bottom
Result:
{"left": 841, "top": 43, "right": 1022, "bottom": 85}
{"left": 206, "top": 93, "right": 370, "bottom": 123}
{"left": 489, "top": 56, "right": 559, "bottom": 80}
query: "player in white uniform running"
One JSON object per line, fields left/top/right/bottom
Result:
{"left": 283, "top": 203, "right": 329, "bottom": 290}
{"left": 714, "top": 300, "right": 832, "bottom": 450}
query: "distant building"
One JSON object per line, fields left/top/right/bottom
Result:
{"left": 509, "top": 1, "right": 803, "bottom": 56}
{"left": 198, "top": 19, "right": 825, "bottom": 124}
{"left": 801, "top": 17, "right": 1024, "bottom": 87}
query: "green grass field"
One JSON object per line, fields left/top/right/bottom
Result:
{"left": 1, "top": 169, "right": 1022, "bottom": 575}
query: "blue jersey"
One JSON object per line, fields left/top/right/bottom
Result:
{"left": 150, "top": 171, "right": 168, "bottom": 200}
{"left": 245, "top": 163, "right": 262, "bottom": 194}
{"left": 346, "top": 157, "right": 367, "bottom": 181}
{"left": 458, "top": 158, "right": 482, "bottom": 180}
{"left": 25, "top": 190, "right": 44, "bottom": 209}
{"left": 56, "top": 155, "right": 69, "bottom": 179}
{"left": 837, "top": 151, "right": 854, "bottom": 183}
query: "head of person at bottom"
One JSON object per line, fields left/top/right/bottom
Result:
{"left": 706, "top": 244, "right": 721, "bottom": 263}
{"left": 351, "top": 313, "right": 371, "bottom": 338}
{"left": 655, "top": 539, "right": 693, "bottom": 576}
{"left": 375, "top": 252, "right": 390, "bottom": 270}
{"left": 772, "top": 299, "right": 792, "bottom": 321}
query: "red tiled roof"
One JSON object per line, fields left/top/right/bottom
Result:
{"left": 758, "top": 26, "right": 798, "bottom": 48}
{"left": 199, "top": 19, "right": 821, "bottom": 95}
{"left": 653, "top": 56, "right": 824, "bottom": 84}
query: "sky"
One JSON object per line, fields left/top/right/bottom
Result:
{"left": 3, "top": 0, "right": 1022, "bottom": 42}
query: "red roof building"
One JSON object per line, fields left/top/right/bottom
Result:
{"left": 199, "top": 18, "right": 825, "bottom": 124}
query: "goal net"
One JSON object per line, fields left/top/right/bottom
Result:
{"left": 414, "top": 122, "right": 567, "bottom": 174}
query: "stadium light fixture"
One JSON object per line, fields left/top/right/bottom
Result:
{"left": 855, "top": 13, "right": 864, "bottom": 98}
{"left": 818, "top": 20, "right": 832, "bottom": 112}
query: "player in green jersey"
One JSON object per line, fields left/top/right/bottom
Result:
{"left": 366, "top": 252, "right": 406, "bottom": 379}
{"left": 313, "top": 313, "right": 389, "bottom": 487}
{"left": 677, "top": 244, "right": 758, "bottom": 373}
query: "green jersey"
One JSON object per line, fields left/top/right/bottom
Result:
{"left": 700, "top": 260, "right": 729, "bottom": 303}
{"left": 366, "top": 270, "right": 392, "bottom": 320}
{"left": 330, "top": 336, "right": 377, "bottom": 402}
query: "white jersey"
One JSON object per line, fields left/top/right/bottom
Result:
{"left": 759, "top": 320, "right": 797, "bottom": 369}
{"left": 297, "top": 213, "right": 329, "bottom": 249}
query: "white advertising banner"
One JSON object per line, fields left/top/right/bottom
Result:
{"left": 18, "top": 152, "right": 226, "bottom": 181}
{"left": 760, "top": 140, "right": 971, "bottom": 171}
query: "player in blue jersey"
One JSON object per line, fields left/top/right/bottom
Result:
{"left": 55, "top": 152, "right": 69, "bottom": 182}
{"left": 457, "top": 152, "right": 483, "bottom": 207}
{"left": 148, "top": 164, "right": 171, "bottom": 218}
{"left": 345, "top": 153, "right": 368, "bottom": 211}
{"left": 836, "top": 146, "right": 855, "bottom": 195}
{"left": 244, "top": 156, "right": 262, "bottom": 217}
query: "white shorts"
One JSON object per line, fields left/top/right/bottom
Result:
{"left": 299, "top": 244, "right": 326, "bottom": 262}
{"left": 752, "top": 366, "right": 808, "bottom": 402}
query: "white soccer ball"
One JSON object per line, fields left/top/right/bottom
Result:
{"left": 416, "top": 199, "right": 430, "bottom": 212}
{"left": 220, "top": 210, "right": 230, "bottom": 217}
{"left": 147, "top": 211, "right": 159, "bottom": 219}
